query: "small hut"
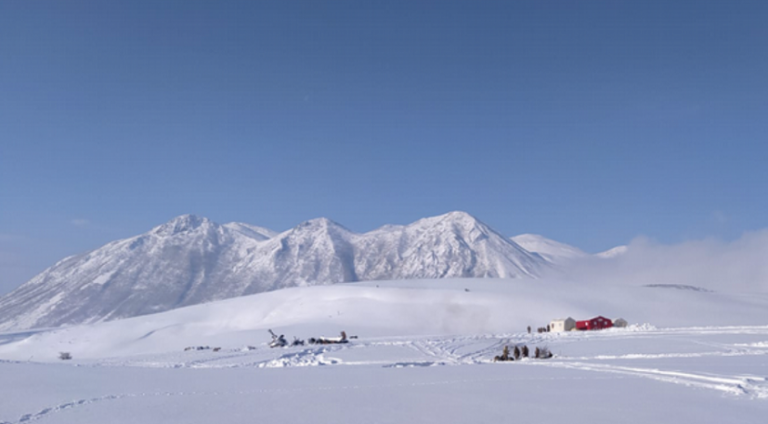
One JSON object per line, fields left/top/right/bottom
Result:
{"left": 613, "top": 318, "right": 628, "bottom": 328}
{"left": 549, "top": 317, "right": 576, "bottom": 332}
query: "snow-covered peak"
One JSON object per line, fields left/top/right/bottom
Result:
{"left": 368, "top": 224, "right": 405, "bottom": 234}
{"left": 596, "top": 245, "right": 628, "bottom": 258}
{"left": 297, "top": 217, "right": 346, "bottom": 229}
{"left": 511, "top": 234, "right": 587, "bottom": 263}
{"left": 418, "top": 210, "right": 479, "bottom": 226}
{"left": 223, "top": 222, "right": 278, "bottom": 241}
{"left": 152, "top": 214, "right": 213, "bottom": 236}
{"left": 409, "top": 211, "right": 496, "bottom": 238}
{"left": 440, "top": 210, "right": 476, "bottom": 221}
{"left": 288, "top": 217, "right": 353, "bottom": 239}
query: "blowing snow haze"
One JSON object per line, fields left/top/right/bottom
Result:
{"left": 564, "top": 232, "right": 768, "bottom": 294}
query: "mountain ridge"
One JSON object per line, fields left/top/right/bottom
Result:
{"left": 511, "top": 233, "right": 587, "bottom": 263}
{"left": 0, "top": 211, "right": 548, "bottom": 331}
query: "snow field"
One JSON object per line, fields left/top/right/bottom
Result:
{"left": 2, "top": 278, "right": 767, "bottom": 362}
{"left": 2, "top": 326, "right": 768, "bottom": 424}
{"left": 2, "top": 279, "right": 768, "bottom": 423}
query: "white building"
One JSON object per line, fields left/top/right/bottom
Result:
{"left": 613, "top": 318, "right": 628, "bottom": 328}
{"left": 550, "top": 317, "right": 576, "bottom": 332}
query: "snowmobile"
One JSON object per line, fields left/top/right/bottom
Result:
{"left": 268, "top": 329, "right": 288, "bottom": 348}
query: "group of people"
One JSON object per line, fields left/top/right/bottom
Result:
{"left": 493, "top": 344, "right": 552, "bottom": 362}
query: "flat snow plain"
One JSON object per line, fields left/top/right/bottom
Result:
{"left": 2, "top": 278, "right": 768, "bottom": 423}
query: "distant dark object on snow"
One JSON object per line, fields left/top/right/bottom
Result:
{"left": 184, "top": 346, "right": 211, "bottom": 351}
{"left": 309, "top": 331, "right": 349, "bottom": 345}
{"left": 494, "top": 344, "right": 552, "bottom": 362}
{"left": 59, "top": 352, "right": 72, "bottom": 360}
{"left": 464, "top": 288, "right": 470, "bottom": 292}
{"left": 268, "top": 329, "right": 288, "bottom": 348}
{"left": 644, "top": 284, "right": 713, "bottom": 293}
{"left": 493, "top": 346, "right": 512, "bottom": 362}
{"left": 534, "top": 346, "right": 553, "bottom": 359}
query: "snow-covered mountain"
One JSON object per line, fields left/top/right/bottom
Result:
{"left": 512, "top": 234, "right": 629, "bottom": 263}
{"left": 510, "top": 234, "right": 587, "bottom": 263}
{"left": 596, "top": 245, "right": 628, "bottom": 258}
{"left": 0, "top": 212, "right": 547, "bottom": 331}
{"left": 222, "top": 222, "right": 278, "bottom": 241}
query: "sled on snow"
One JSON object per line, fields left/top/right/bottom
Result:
{"left": 308, "top": 331, "right": 348, "bottom": 345}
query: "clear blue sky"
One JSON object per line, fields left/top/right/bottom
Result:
{"left": 1, "top": 1, "right": 767, "bottom": 293}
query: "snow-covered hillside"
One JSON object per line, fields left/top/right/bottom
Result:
{"left": 2, "top": 278, "right": 766, "bottom": 361}
{"left": 511, "top": 234, "right": 587, "bottom": 263}
{"left": 4, "top": 327, "right": 768, "bottom": 424}
{"left": 512, "top": 234, "right": 631, "bottom": 264}
{"left": 0, "top": 212, "right": 547, "bottom": 331}
{"left": 597, "top": 245, "right": 629, "bottom": 258}
{"left": 221, "top": 222, "right": 278, "bottom": 241}
{"left": 2, "top": 278, "right": 768, "bottom": 424}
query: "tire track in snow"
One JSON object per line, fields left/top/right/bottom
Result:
{"left": 408, "top": 339, "right": 459, "bottom": 364}
{"left": 525, "top": 360, "right": 768, "bottom": 399}
{"left": 568, "top": 347, "right": 768, "bottom": 361}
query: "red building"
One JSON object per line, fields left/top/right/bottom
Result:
{"left": 575, "top": 316, "right": 613, "bottom": 331}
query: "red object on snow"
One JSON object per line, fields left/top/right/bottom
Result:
{"left": 575, "top": 316, "right": 613, "bottom": 331}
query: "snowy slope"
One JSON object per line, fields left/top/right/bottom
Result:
{"left": 355, "top": 212, "right": 544, "bottom": 280}
{"left": 2, "top": 278, "right": 767, "bottom": 361}
{"left": 2, "top": 278, "right": 768, "bottom": 424}
{"left": 222, "top": 222, "right": 278, "bottom": 241}
{"left": 512, "top": 234, "right": 631, "bottom": 264}
{"left": 4, "top": 324, "right": 768, "bottom": 424}
{"left": 0, "top": 212, "right": 547, "bottom": 331}
{"left": 511, "top": 233, "right": 587, "bottom": 263}
{"left": 0, "top": 215, "right": 269, "bottom": 331}
{"left": 597, "top": 245, "right": 629, "bottom": 258}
